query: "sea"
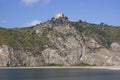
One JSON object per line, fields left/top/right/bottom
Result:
{"left": 0, "top": 68, "right": 120, "bottom": 80}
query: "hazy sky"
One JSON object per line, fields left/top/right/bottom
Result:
{"left": 0, "top": 0, "right": 120, "bottom": 28}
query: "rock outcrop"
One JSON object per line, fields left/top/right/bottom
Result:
{"left": 0, "top": 14, "right": 120, "bottom": 67}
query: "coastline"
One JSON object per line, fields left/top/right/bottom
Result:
{"left": 0, "top": 66, "right": 120, "bottom": 70}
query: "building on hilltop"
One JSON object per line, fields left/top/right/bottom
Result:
{"left": 55, "top": 12, "right": 64, "bottom": 19}
{"left": 52, "top": 12, "right": 68, "bottom": 24}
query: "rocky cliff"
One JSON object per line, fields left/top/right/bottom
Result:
{"left": 0, "top": 14, "right": 120, "bottom": 67}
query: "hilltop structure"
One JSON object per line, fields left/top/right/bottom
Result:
{"left": 55, "top": 12, "right": 64, "bottom": 19}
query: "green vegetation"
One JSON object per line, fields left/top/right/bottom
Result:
{"left": 49, "top": 30, "right": 62, "bottom": 37}
{"left": 0, "top": 27, "right": 49, "bottom": 55}
{"left": 71, "top": 21, "right": 120, "bottom": 47}
{"left": 44, "top": 63, "right": 63, "bottom": 66}
{"left": 72, "top": 62, "right": 95, "bottom": 66}
{"left": 0, "top": 18, "right": 120, "bottom": 55}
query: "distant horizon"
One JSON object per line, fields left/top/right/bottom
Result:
{"left": 0, "top": 0, "right": 120, "bottom": 28}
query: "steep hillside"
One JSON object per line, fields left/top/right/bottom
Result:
{"left": 0, "top": 14, "right": 120, "bottom": 67}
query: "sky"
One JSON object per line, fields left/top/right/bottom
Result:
{"left": 0, "top": 0, "right": 120, "bottom": 28}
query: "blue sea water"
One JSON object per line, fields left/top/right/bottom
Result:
{"left": 0, "top": 68, "right": 120, "bottom": 80}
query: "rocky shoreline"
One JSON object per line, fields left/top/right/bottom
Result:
{"left": 0, "top": 66, "right": 120, "bottom": 70}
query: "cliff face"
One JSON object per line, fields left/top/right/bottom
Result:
{"left": 0, "top": 15, "right": 120, "bottom": 67}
